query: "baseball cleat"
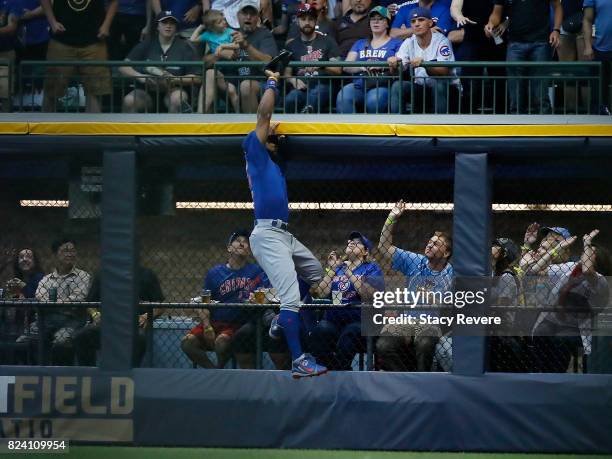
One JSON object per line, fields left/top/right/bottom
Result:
{"left": 292, "top": 353, "right": 328, "bottom": 379}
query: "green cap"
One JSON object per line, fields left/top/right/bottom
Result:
{"left": 369, "top": 5, "right": 391, "bottom": 20}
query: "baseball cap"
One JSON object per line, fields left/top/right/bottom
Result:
{"left": 156, "top": 10, "right": 179, "bottom": 22}
{"left": 493, "top": 237, "right": 519, "bottom": 264}
{"left": 228, "top": 229, "right": 251, "bottom": 245}
{"left": 239, "top": 0, "right": 259, "bottom": 12}
{"left": 369, "top": 6, "right": 391, "bottom": 21}
{"left": 409, "top": 6, "right": 432, "bottom": 20}
{"left": 296, "top": 2, "right": 318, "bottom": 17}
{"left": 539, "top": 226, "right": 572, "bottom": 240}
{"left": 349, "top": 231, "right": 373, "bottom": 252}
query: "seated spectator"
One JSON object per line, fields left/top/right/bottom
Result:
{"left": 485, "top": 0, "right": 562, "bottom": 114}
{"left": 108, "top": 0, "right": 151, "bottom": 61}
{"left": 583, "top": 0, "right": 612, "bottom": 115}
{"left": 73, "top": 266, "right": 165, "bottom": 367}
{"left": 286, "top": 0, "right": 336, "bottom": 42}
{"left": 209, "top": 0, "right": 277, "bottom": 113}
{"left": 376, "top": 200, "right": 454, "bottom": 372}
{"left": 310, "top": 232, "right": 384, "bottom": 370}
{"left": 29, "top": 238, "right": 91, "bottom": 365}
{"left": 0, "top": 0, "right": 20, "bottom": 111}
{"left": 119, "top": 11, "right": 201, "bottom": 113}
{"left": 532, "top": 230, "right": 610, "bottom": 373}
{"left": 336, "top": 6, "right": 402, "bottom": 113}
{"left": 190, "top": 9, "right": 240, "bottom": 113}
{"left": 41, "top": 0, "right": 117, "bottom": 113}
{"left": 153, "top": 0, "right": 201, "bottom": 37}
{"left": 390, "top": 0, "right": 453, "bottom": 40}
{"left": 181, "top": 230, "right": 274, "bottom": 369}
{"left": 283, "top": 2, "right": 341, "bottom": 113}
{"left": 333, "top": 0, "right": 372, "bottom": 59}
{"left": 388, "top": 7, "right": 460, "bottom": 114}
{"left": 0, "top": 248, "right": 44, "bottom": 364}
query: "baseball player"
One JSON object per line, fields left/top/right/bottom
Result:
{"left": 243, "top": 69, "right": 327, "bottom": 378}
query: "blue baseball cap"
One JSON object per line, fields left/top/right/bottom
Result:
{"left": 539, "top": 226, "right": 571, "bottom": 240}
{"left": 228, "top": 229, "right": 251, "bottom": 245}
{"left": 409, "top": 6, "right": 432, "bottom": 20}
{"left": 349, "top": 231, "right": 373, "bottom": 252}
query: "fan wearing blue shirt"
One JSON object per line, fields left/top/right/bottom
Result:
{"left": 310, "top": 232, "right": 385, "bottom": 370}
{"left": 376, "top": 199, "right": 454, "bottom": 371}
{"left": 336, "top": 6, "right": 403, "bottom": 113}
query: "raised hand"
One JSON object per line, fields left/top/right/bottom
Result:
{"left": 524, "top": 222, "right": 540, "bottom": 246}
{"left": 389, "top": 199, "right": 406, "bottom": 220}
{"left": 583, "top": 229, "right": 599, "bottom": 247}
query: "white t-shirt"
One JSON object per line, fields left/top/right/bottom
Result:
{"left": 395, "top": 32, "right": 459, "bottom": 87}
{"left": 212, "top": 0, "right": 260, "bottom": 29}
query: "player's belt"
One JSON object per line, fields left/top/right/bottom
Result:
{"left": 255, "top": 219, "right": 289, "bottom": 231}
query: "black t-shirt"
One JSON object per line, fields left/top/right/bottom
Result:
{"left": 333, "top": 11, "right": 370, "bottom": 59}
{"left": 286, "top": 33, "right": 340, "bottom": 76}
{"left": 493, "top": 0, "right": 551, "bottom": 42}
{"left": 462, "top": 0, "right": 496, "bottom": 43}
{"left": 126, "top": 36, "right": 200, "bottom": 76}
{"left": 52, "top": 0, "right": 107, "bottom": 47}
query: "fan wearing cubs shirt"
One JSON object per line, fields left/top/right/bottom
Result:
{"left": 388, "top": 6, "right": 459, "bottom": 114}
{"left": 283, "top": 2, "right": 341, "bottom": 113}
{"left": 244, "top": 68, "right": 328, "bottom": 378}
{"left": 310, "top": 232, "right": 385, "bottom": 370}
{"left": 181, "top": 230, "right": 270, "bottom": 369}
{"left": 336, "top": 6, "right": 402, "bottom": 113}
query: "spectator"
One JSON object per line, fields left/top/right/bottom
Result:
{"left": 181, "top": 230, "right": 271, "bottom": 369}
{"left": 72, "top": 266, "right": 164, "bottom": 367}
{"left": 390, "top": 0, "right": 454, "bottom": 39}
{"left": 226, "top": 0, "right": 277, "bottom": 113}
{"left": 333, "top": 0, "right": 372, "bottom": 59}
{"left": 0, "top": 0, "right": 20, "bottom": 111}
{"left": 31, "top": 238, "right": 91, "bottom": 365}
{"left": 485, "top": 0, "right": 562, "bottom": 114}
{"left": 283, "top": 2, "right": 341, "bottom": 113}
{"left": 336, "top": 6, "right": 402, "bottom": 113}
{"left": 286, "top": 0, "right": 336, "bottom": 41}
{"left": 310, "top": 232, "right": 384, "bottom": 370}
{"left": 388, "top": 7, "right": 460, "bottom": 114}
{"left": 119, "top": 11, "right": 201, "bottom": 113}
{"left": 450, "top": 0, "right": 506, "bottom": 113}
{"left": 108, "top": 0, "right": 152, "bottom": 61}
{"left": 40, "top": 0, "right": 117, "bottom": 113}
{"left": 0, "top": 248, "right": 44, "bottom": 364}
{"left": 532, "top": 230, "right": 610, "bottom": 372}
{"left": 207, "top": 0, "right": 273, "bottom": 31}
{"left": 153, "top": 0, "right": 201, "bottom": 36}
{"left": 190, "top": 9, "right": 240, "bottom": 113}
{"left": 15, "top": 0, "right": 49, "bottom": 104}
{"left": 376, "top": 200, "right": 454, "bottom": 371}
{"left": 583, "top": 0, "right": 612, "bottom": 115}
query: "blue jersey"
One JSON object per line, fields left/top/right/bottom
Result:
{"left": 243, "top": 130, "right": 290, "bottom": 222}
{"left": 325, "top": 261, "right": 385, "bottom": 325}
{"left": 391, "top": 0, "right": 454, "bottom": 35}
{"left": 584, "top": 0, "right": 612, "bottom": 53}
{"left": 198, "top": 28, "right": 233, "bottom": 53}
{"left": 0, "top": 0, "right": 21, "bottom": 52}
{"left": 349, "top": 37, "right": 403, "bottom": 88}
{"left": 18, "top": 0, "right": 49, "bottom": 46}
{"left": 204, "top": 262, "right": 270, "bottom": 323}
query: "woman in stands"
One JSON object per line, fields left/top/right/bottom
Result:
{"left": 335, "top": 6, "right": 402, "bottom": 113}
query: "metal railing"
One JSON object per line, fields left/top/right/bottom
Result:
{"left": 6, "top": 59, "right": 607, "bottom": 115}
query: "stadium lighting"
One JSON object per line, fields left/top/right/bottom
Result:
{"left": 19, "top": 200, "right": 612, "bottom": 212}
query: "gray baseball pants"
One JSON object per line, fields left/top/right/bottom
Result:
{"left": 250, "top": 220, "right": 323, "bottom": 312}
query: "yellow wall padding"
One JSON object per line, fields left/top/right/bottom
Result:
{"left": 0, "top": 123, "right": 28, "bottom": 134}
{"left": 2, "top": 120, "right": 611, "bottom": 137}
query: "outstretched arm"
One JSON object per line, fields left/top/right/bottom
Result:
{"left": 378, "top": 199, "right": 405, "bottom": 263}
{"left": 255, "top": 70, "right": 279, "bottom": 144}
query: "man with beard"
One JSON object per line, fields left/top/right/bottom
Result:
{"left": 283, "top": 2, "right": 341, "bottom": 113}
{"left": 333, "top": 0, "right": 372, "bottom": 58}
